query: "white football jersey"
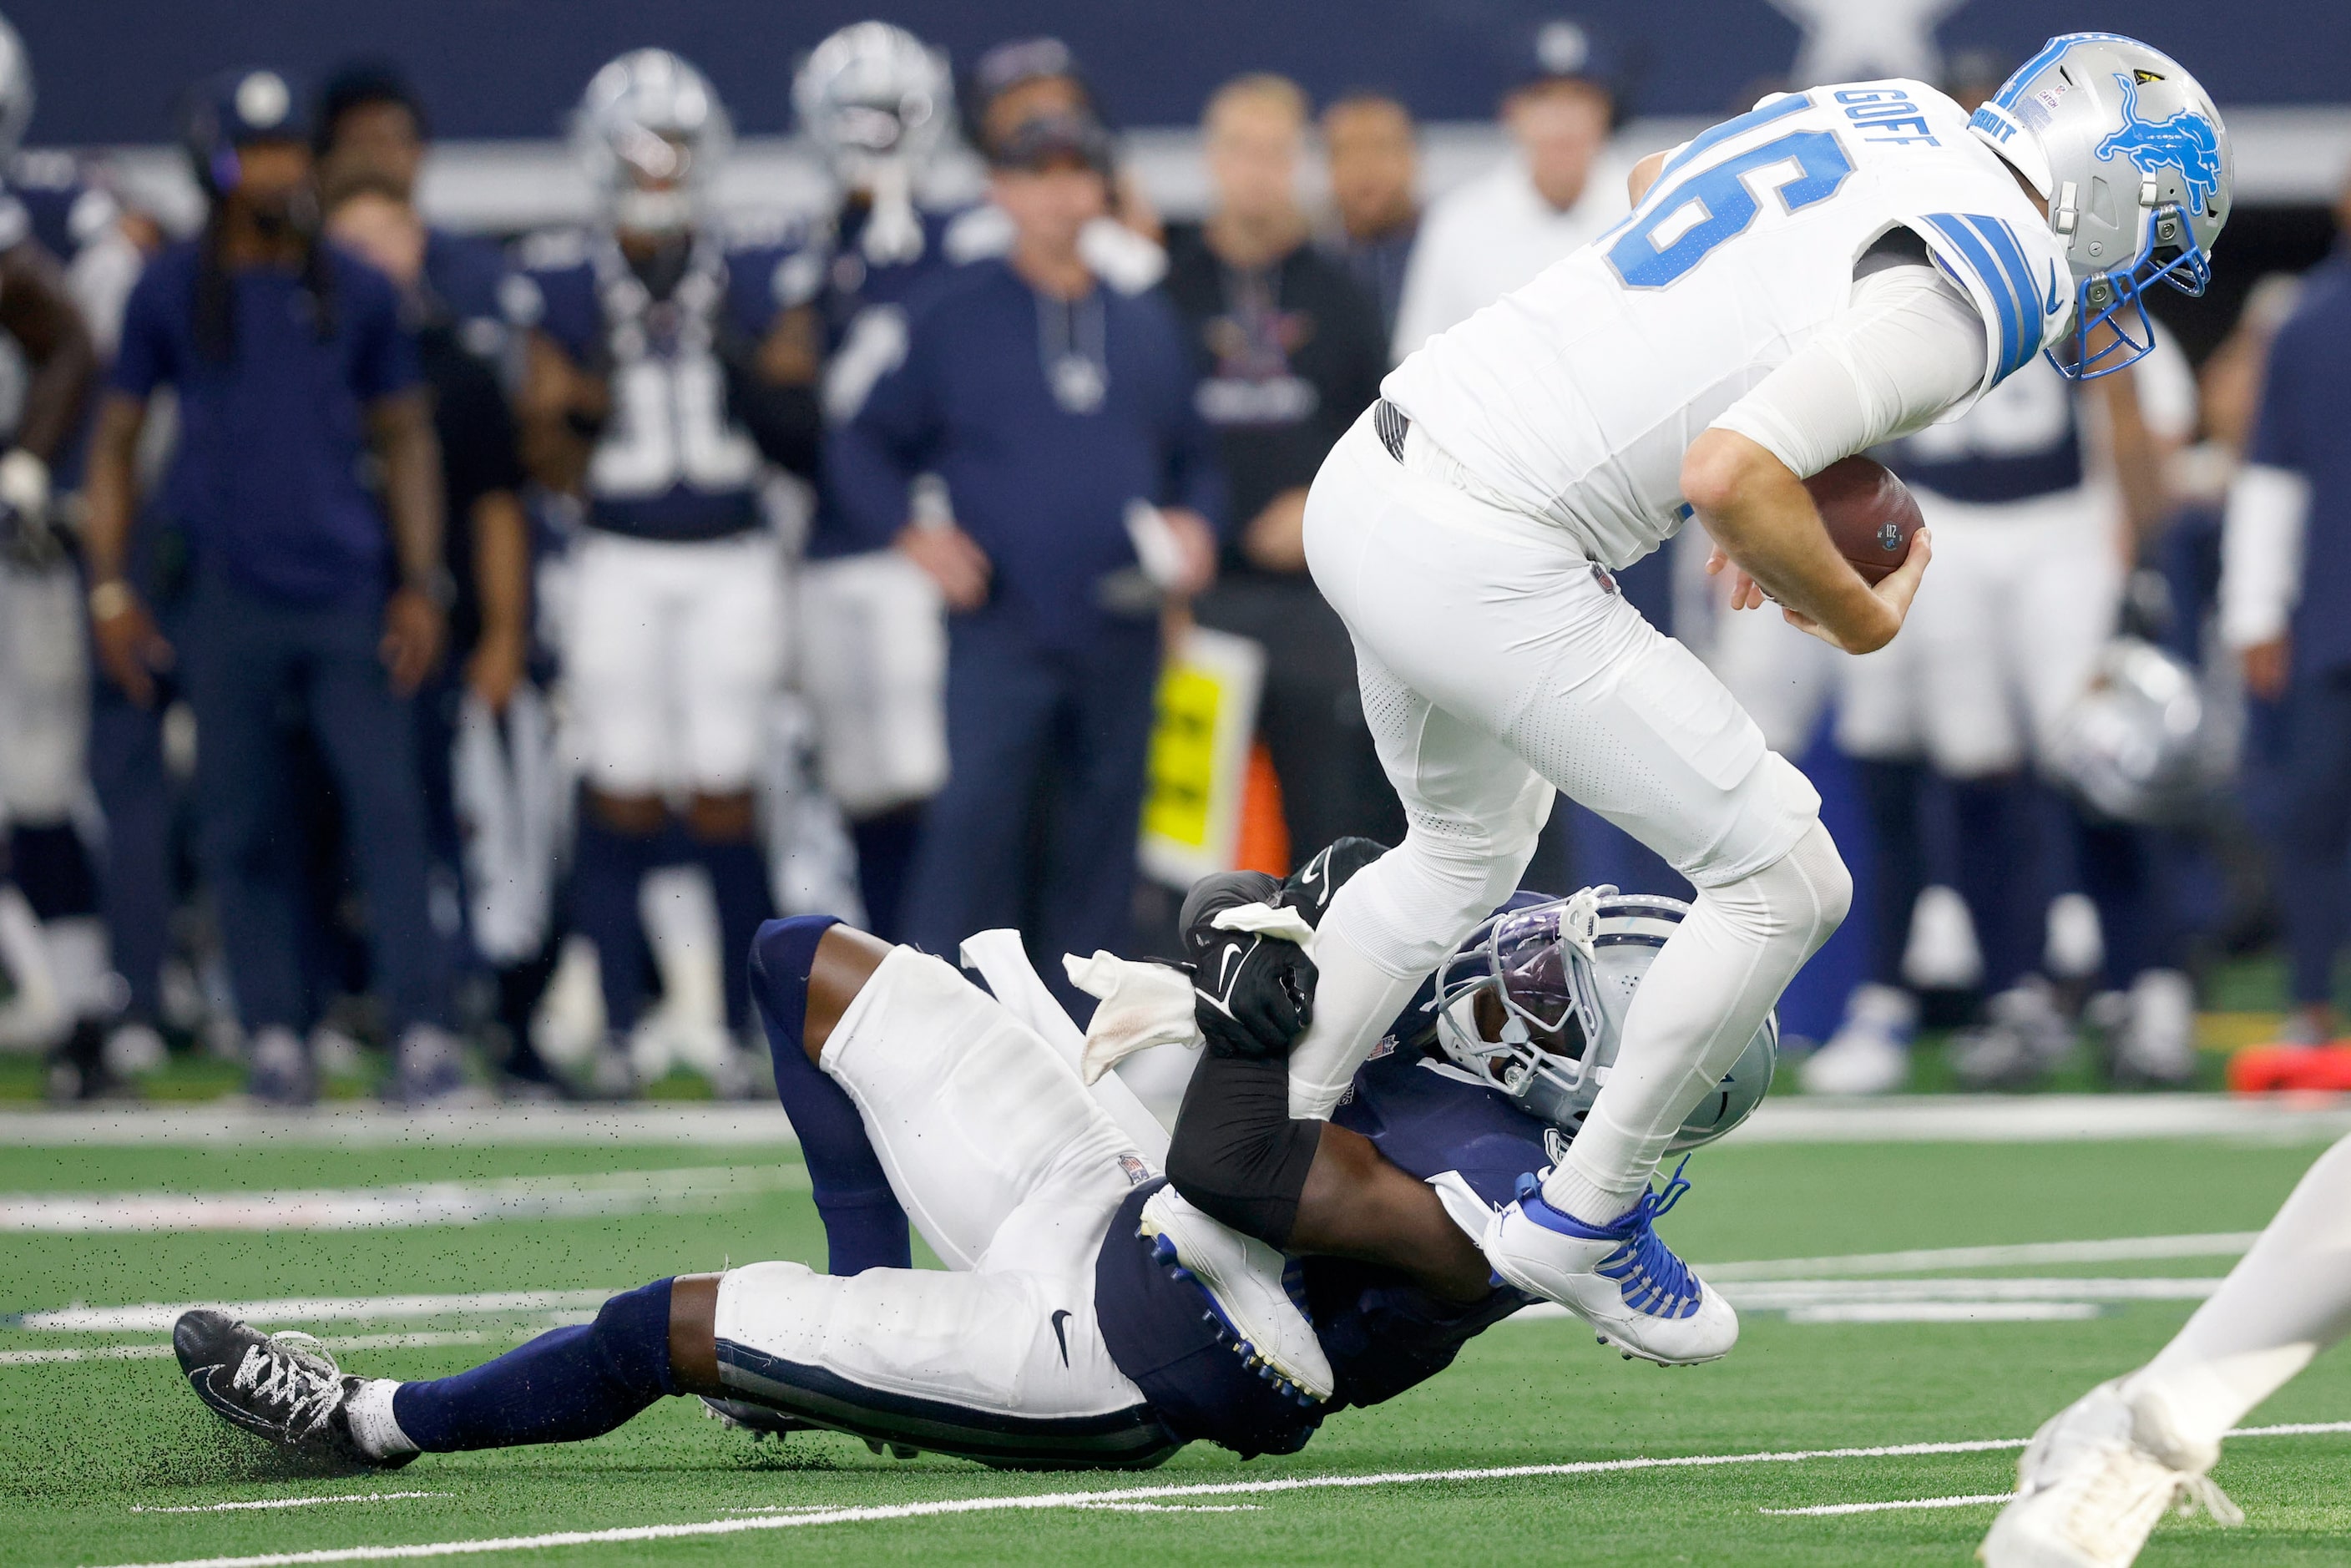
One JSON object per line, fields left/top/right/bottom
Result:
{"left": 1383, "top": 80, "right": 2071, "bottom": 569}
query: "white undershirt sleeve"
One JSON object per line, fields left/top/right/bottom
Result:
{"left": 2220, "top": 462, "right": 2310, "bottom": 649}
{"left": 1709, "top": 262, "right": 1990, "bottom": 479}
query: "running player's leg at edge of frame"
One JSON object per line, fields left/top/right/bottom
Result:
{"left": 1979, "top": 1130, "right": 2351, "bottom": 1568}
{"left": 173, "top": 918, "right": 1192, "bottom": 1474}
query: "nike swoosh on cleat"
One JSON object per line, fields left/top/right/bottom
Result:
{"left": 1050, "top": 1309, "right": 1072, "bottom": 1367}
{"left": 189, "top": 1366, "right": 284, "bottom": 1439}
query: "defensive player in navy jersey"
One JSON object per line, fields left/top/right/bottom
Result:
{"left": 170, "top": 841, "right": 1765, "bottom": 1471}
{"left": 510, "top": 51, "right": 822, "bottom": 1095}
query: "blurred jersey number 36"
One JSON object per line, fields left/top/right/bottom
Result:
{"left": 1140, "top": 625, "right": 1266, "bottom": 888}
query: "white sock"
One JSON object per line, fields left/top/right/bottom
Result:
{"left": 2121, "top": 1130, "right": 2351, "bottom": 1449}
{"left": 1544, "top": 822, "right": 1850, "bottom": 1225}
{"left": 341, "top": 1378, "right": 421, "bottom": 1459}
{"left": 1284, "top": 802, "right": 1543, "bottom": 1120}
{"left": 1285, "top": 919, "right": 1425, "bottom": 1119}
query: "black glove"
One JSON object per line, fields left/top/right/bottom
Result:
{"left": 1275, "top": 837, "right": 1390, "bottom": 928}
{"left": 1186, "top": 920, "right": 1317, "bottom": 1061}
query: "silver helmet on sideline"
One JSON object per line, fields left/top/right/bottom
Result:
{"left": 574, "top": 48, "right": 731, "bottom": 236}
{"left": 2052, "top": 636, "right": 2225, "bottom": 826}
{"left": 1428, "top": 888, "right": 1775, "bottom": 1156}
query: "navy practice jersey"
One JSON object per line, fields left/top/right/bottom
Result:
{"left": 1880, "top": 352, "right": 2083, "bottom": 505}
{"left": 512, "top": 225, "right": 801, "bottom": 542}
{"left": 1095, "top": 1029, "right": 1548, "bottom": 1459}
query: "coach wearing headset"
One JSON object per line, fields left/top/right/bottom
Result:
{"left": 79, "top": 69, "right": 453, "bottom": 1105}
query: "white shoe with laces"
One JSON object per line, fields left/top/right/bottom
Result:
{"left": 1801, "top": 984, "right": 1915, "bottom": 1095}
{"left": 1979, "top": 1378, "right": 2239, "bottom": 1567}
{"left": 1137, "top": 1186, "right": 1332, "bottom": 1404}
{"left": 1481, "top": 1161, "right": 1737, "bottom": 1367}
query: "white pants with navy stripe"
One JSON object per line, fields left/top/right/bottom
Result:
{"left": 713, "top": 947, "right": 1170, "bottom": 1467}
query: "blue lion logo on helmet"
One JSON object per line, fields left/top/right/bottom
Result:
{"left": 2094, "top": 73, "right": 2222, "bottom": 215}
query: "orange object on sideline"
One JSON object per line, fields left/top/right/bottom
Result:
{"left": 2227, "top": 1042, "right": 2351, "bottom": 1094}
{"left": 1234, "top": 741, "right": 1291, "bottom": 877}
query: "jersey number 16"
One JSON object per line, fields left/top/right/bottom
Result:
{"left": 1609, "top": 128, "right": 1855, "bottom": 291}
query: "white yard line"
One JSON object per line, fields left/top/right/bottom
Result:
{"left": 9, "top": 1291, "right": 614, "bottom": 1334}
{"left": 3, "top": 1094, "right": 2347, "bottom": 1149}
{"left": 83, "top": 1422, "right": 2351, "bottom": 1568}
{"left": 1783, "top": 1303, "right": 2105, "bottom": 1325}
{"left": 131, "top": 1495, "right": 446, "bottom": 1516}
{"left": 1701, "top": 1232, "right": 2263, "bottom": 1281}
{"left": 1762, "top": 1492, "right": 2016, "bottom": 1516}
{"left": 0, "top": 1107, "right": 801, "bottom": 1148}
{"left": 1740, "top": 1095, "right": 2351, "bottom": 1143}
{"left": 0, "top": 1166, "right": 806, "bottom": 1234}
{"left": 0, "top": 1332, "right": 497, "bottom": 1367}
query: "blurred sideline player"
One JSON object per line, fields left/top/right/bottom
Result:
{"left": 170, "top": 845, "right": 1767, "bottom": 1471}
{"left": 510, "top": 51, "right": 819, "bottom": 1093}
{"left": 788, "top": 22, "right": 962, "bottom": 941}
{"left": 1174, "top": 38, "right": 2231, "bottom": 1369}
{"left": 311, "top": 63, "right": 508, "bottom": 357}
{"left": 1319, "top": 91, "right": 1422, "bottom": 346}
{"left": 1720, "top": 57, "right": 2197, "bottom": 1096}
{"left": 2223, "top": 175, "right": 2351, "bottom": 1048}
{"left": 0, "top": 12, "right": 101, "bottom": 1081}
{"left": 1982, "top": 1132, "right": 2351, "bottom": 1565}
{"left": 1388, "top": 16, "right": 1629, "bottom": 358}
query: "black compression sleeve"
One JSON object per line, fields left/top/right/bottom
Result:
{"left": 1165, "top": 1049, "right": 1321, "bottom": 1248}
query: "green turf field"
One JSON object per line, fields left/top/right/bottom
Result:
{"left": 3, "top": 1115, "right": 2348, "bottom": 1566}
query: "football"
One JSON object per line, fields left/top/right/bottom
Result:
{"left": 1806, "top": 455, "right": 1924, "bottom": 585}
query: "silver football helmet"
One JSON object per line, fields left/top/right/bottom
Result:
{"left": 1429, "top": 889, "right": 1776, "bottom": 1156}
{"left": 794, "top": 23, "right": 953, "bottom": 182}
{"left": 2052, "top": 637, "right": 2224, "bottom": 826}
{"left": 0, "top": 13, "right": 32, "bottom": 165}
{"left": 794, "top": 23, "right": 952, "bottom": 266}
{"left": 1969, "top": 34, "right": 2229, "bottom": 380}
{"left": 574, "top": 48, "right": 731, "bottom": 236}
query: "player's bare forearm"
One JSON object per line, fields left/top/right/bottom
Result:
{"left": 80, "top": 395, "right": 144, "bottom": 584}
{"left": 2097, "top": 367, "right": 2173, "bottom": 550}
{"left": 1289, "top": 1125, "right": 1495, "bottom": 1303}
{"left": 369, "top": 390, "right": 446, "bottom": 591}
{"left": 0, "top": 243, "right": 96, "bottom": 464}
{"left": 518, "top": 331, "right": 605, "bottom": 493}
{"left": 1682, "top": 428, "right": 1904, "bottom": 653}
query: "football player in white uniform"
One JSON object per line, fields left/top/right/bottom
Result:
{"left": 1200, "top": 35, "right": 2231, "bottom": 1368}
{"left": 512, "top": 52, "right": 821, "bottom": 1094}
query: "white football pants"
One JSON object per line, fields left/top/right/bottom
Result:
{"left": 1290, "top": 411, "right": 1847, "bottom": 1216}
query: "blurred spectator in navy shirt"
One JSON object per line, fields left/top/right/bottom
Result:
{"left": 313, "top": 61, "right": 508, "bottom": 358}
{"left": 79, "top": 70, "right": 453, "bottom": 1105}
{"left": 2224, "top": 172, "right": 2351, "bottom": 1044}
{"left": 1164, "top": 74, "right": 1398, "bottom": 863}
{"left": 829, "top": 111, "right": 1221, "bottom": 1002}
{"left": 1319, "top": 92, "right": 1421, "bottom": 345}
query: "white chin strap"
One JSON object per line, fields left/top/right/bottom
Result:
{"left": 860, "top": 156, "right": 926, "bottom": 266}
{"left": 614, "top": 186, "right": 694, "bottom": 235}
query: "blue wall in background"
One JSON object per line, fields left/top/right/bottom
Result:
{"left": 13, "top": 0, "right": 2343, "bottom": 145}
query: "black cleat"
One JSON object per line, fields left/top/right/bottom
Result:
{"left": 173, "top": 1310, "right": 409, "bottom": 1470}
{"left": 699, "top": 1395, "right": 816, "bottom": 1442}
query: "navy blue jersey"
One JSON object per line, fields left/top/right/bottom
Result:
{"left": 6, "top": 152, "right": 117, "bottom": 266}
{"left": 827, "top": 256, "right": 1225, "bottom": 649}
{"left": 1880, "top": 352, "right": 2082, "bottom": 505}
{"left": 423, "top": 228, "right": 510, "bottom": 359}
{"left": 1095, "top": 1039, "right": 1542, "bottom": 1457}
{"left": 804, "top": 205, "right": 963, "bottom": 351}
{"left": 2251, "top": 249, "right": 2351, "bottom": 675}
{"left": 514, "top": 227, "right": 801, "bottom": 542}
{"left": 112, "top": 239, "right": 419, "bottom": 604}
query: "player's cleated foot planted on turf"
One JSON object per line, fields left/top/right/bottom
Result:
{"left": 1979, "top": 1379, "right": 2238, "bottom": 1568}
{"left": 1138, "top": 1186, "right": 1333, "bottom": 1404}
{"left": 173, "top": 1310, "right": 411, "bottom": 1472}
{"left": 1481, "top": 1162, "right": 1737, "bottom": 1367}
